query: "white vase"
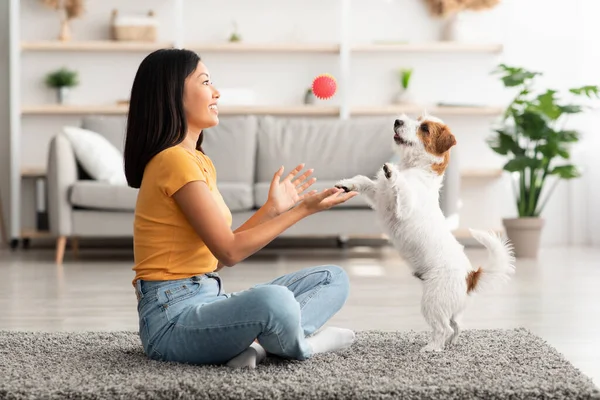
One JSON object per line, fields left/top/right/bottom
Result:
{"left": 441, "top": 13, "right": 459, "bottom": 41}
{"left": 393, "top": 88, "right": 414, "bottom": 104}
{"left": 57, "top": 87, "right": 69, "bottom": 104}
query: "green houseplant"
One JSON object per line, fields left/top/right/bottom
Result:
{"left": 488, "top": 64, "right": 599, "bottom": 258}
{"left": 45, "top": 67, "right": 79, "bottom": 104}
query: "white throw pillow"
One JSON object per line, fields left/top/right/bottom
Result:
{"left": 62, "top": 126, "right": 128, "bottom": 185}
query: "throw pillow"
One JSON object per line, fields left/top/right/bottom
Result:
{"left": 62, "top": 126, "right": 127, "bottom": 185}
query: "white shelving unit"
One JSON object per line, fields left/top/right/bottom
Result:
{"left": 8, "top": 0, "right": 505, "bottom": 244}
{"left": 21, "top": 40, "right": 175, "bottom": 52}
{"left": 20, "top": 104, "right": 504, "bottom": 117}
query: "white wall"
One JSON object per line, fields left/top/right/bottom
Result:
{"left": 12, "top": 0, "right": 600, "bottom": 246}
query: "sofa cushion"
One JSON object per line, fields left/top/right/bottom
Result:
{"left": 202, "top": 116, "right": 258, "bottom": 185}
{"left": 62, "top": 127, "right": 127, "bottom": 185}
{"left": 216, "top": 183, "right": 254, "bottom": 212}
{"left": 253, "top": 181, "right": 371, "bottom": 209}
{"left": 70, "top": 181, "right": 138, "bottom": 211}
{"left": 69, "top": 180, "right": 253, "bottom": 213}
{"left": 256, "top": 116, "right": 395, "bottom": 182}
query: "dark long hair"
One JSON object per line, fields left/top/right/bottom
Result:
{"left": 124, "top": 48, "right": 204, "bottom": 189}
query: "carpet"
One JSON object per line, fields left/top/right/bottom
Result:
{"left": 1, "top": 328, "right": 598, "bottom": 400}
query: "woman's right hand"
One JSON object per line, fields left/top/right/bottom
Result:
{"left": 297, "top": 187, "right": 358, "bottom": 215}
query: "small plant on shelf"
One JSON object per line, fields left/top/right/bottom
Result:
{"left": 393, "top": 68, "right": 414, "bottom": 104}
{"left": 45, "top": 67, "right": 79, "bottom": 104}
{"left": 228, "top": 20, "right": 242, "bottom": 43}
{"left": 399, "top": 68, "right": 413, "bottom": 90}
{"left": 487, "top": 63, "right": 599, "bottom": 258}
{"left": 304, "top": 87, "right": 316, "bottom": 105}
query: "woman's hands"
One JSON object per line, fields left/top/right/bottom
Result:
{"left": 266, "top": 163, "right": 358, "bottom": 217}
{"left": 266, "top": 164, "right": 317, "bottom": 216}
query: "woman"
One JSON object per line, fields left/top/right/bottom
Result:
{"left": 124, "top": 48, "right": 358, "bottom": 369}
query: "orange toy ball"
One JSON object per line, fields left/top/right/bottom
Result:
{"left": 312, "top": 74, "right": 337, "bottom": 100}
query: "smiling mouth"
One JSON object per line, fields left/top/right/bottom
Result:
{"left": 209, "top": 104, "right": 218, "bottom": 113}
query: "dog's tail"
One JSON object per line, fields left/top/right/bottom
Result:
{"left": 466, "top": 228, "right": 516, "bottom": 295}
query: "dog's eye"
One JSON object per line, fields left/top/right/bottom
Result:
{"left": 420, "top": 124, "right": 429, "bottom": 134}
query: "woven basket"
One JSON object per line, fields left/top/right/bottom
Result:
{"left": 110, "top": 10, "right": 157, "bottom": 42}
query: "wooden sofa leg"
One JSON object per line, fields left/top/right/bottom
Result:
{"left": 71, "top": 236, "right": 79, "bottom": 259}
{"left": 56, "top": 236, "right": 67, "bottom": 264}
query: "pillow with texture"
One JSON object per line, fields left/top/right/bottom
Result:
{"left": 62, "top": 126, "right": 127, "bottom": 185}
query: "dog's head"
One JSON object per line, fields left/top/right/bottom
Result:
{"left": 392, "top": 114, "right": 456, "bottom": 175}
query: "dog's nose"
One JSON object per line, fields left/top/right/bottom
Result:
{"left": 394, "top": 119, "right": 404, "bottom": 128}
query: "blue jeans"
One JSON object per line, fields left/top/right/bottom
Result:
{"left": 135, "top": 265, "right": 350, "bottom": 365}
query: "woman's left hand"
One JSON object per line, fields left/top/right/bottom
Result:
{"left": 267, "top": 163, "right": 317, "bottom": 216}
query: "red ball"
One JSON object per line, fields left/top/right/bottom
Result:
{"left": 312, "top": 74, "right": 337, "bottom": 100}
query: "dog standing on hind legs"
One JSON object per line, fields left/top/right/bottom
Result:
{"left": 335, "top": 114, "right": 516, "bottom": 352}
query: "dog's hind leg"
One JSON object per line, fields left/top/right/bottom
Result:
{"left": 421, "top": 303, "right": 454, "bottom": 352}
{"left": 420, "top": 285, "right": 456, "bottom": 352}
{"left": 448, "top": 314, "right": 462, "bottom": 346}
{"left": 421, "top": 317, "right": 453, "bottom": 352}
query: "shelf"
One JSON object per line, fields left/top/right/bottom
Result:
{"left": 461, "top": 169, "right": 503, "bottom": 179}
{"left": 21, "top": 104, "right": 340, "bottom": 116}
{"left": 21, "top": 40, "right": 173, "bottom": 52}
{"left": 351, "top": 105, "right": 503, "bottom": 116}
{"left": 352, "top": 42, "right": 503, "bottom": 53}
{"left": 20, "top": 40, "right": 502, "bottom": 54}
{"left": 21, "top": 167, "right": 47, "bottom": 178}
{"left": 186, "top": 42, "right": 340, "bottom": 53}
{"left": 22, "top": 104, "right": 129, "bottom": 115}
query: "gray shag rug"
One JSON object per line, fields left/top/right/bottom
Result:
{"left": 1, "top": 328, "right": 598, "bottom": 400}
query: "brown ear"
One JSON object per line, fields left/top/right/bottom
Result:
{"left": 435, "top": 127, "right": 456, "bottom": 155}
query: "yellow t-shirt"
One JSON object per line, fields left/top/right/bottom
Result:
{"left": 132, "top": 145, "right": 232, "bottom": 285}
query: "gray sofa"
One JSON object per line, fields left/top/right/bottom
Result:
{"left": 47, "top": 115, "right": 460, "bottom": 264}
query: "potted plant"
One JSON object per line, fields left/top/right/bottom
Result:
{"left": 393, "top": 68, "right": 414, "bottom": 104}
{"left": 228, "top": 20, "right": 242, "bottom": 43}
{"left": 487, "top": 64, "right": 599, "bottom": 258}
{"left": 45, "top": 68, "right": 79, "bottom": 104}
{"left": 304, "top": 87, "right": 316, "bottom": 105}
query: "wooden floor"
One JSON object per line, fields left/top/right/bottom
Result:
{"left": 1, "top": 243, "right": 599, "bottom": 386}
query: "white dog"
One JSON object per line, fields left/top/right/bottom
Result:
{"left": 335, "top": 114, "right": 515, "bottom": 352}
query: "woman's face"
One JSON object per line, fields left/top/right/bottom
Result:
{"left": 183, "top": 61, "right": 220, "bottom": 131}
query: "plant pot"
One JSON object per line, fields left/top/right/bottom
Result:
{"left": 502, "top": 217, "right": 545, "bottom": 259}
{"left": 304, "top": 89, "right": 316, "bottom": 105}
{"left": 57, "top": 87, "right": 69, "bottom": 104}
{"left": 392, "top": 88, "right": 414, "bottom": 104}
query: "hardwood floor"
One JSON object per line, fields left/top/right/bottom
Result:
{"left": 1, "top": 244, "right": 599, "bottom": 386}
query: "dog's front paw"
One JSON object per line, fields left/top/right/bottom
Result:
{"left": 383, "top": 163, "right": 393, "bottom": 179}
{"left": 335, "top": 179, "right": 356, "bottom": 193}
